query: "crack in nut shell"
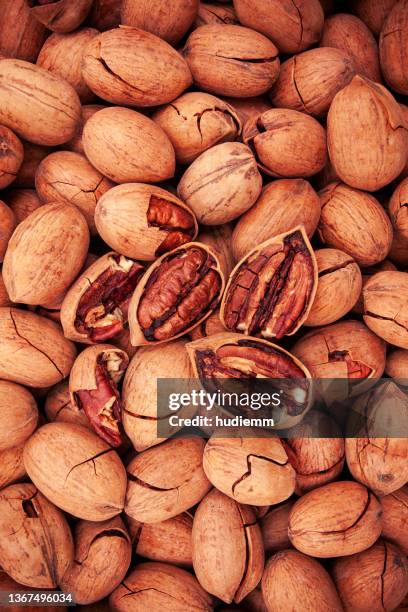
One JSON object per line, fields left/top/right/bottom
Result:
{"left": 147, "top": 195, "right": 197, "bottom": 255}
{"left": 129, "top": 242, "right": 225, "bottom": 346}
{"left": 221, "top": 228, "right": 317, "bottom": 339}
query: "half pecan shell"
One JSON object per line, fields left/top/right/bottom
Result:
{"left": 220, "top": 227, "right": 317, "bottom": 339}
{"left": 69, "top": 344, "right": 129, "bottom": 447}
{"left": 129, "top": 242, "right": 225, "bottom": 346}
{"left": 61, "top": 252, "right": 144, "bottom": 344}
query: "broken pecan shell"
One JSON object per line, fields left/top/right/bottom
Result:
{"left": 23, "top": 421, "right": 127, "bottom": 521}
{"left": 28, "top": 0, "right": 93, "bottom": 33}
{"left": 61, "top": 252, "right": 144, "bottom": 344}
{"left": 221, "top": 227, "right": 318, "bottom": 340}
{"left": 134, "top": 512, "right": 193, "bottom": 568}
{"left": 0, "top": 380, "right": 38, "bottom": 451}
{"left": 189, "top": 309, "right": 225, "bottom": 340}
{"left": 45, "top": 380, "right": 91, "bottom": 429}
{"left": 95, "top": 184, "right": 198, "bottom": 261}
{"left": 195, "top": 2, "right": 238, "bottom": 27}
{"left": 69, "top": 344, "right": 128, "bottom": 447}
{"left": 129, "top": 242, "right": 225, "bottom": 346}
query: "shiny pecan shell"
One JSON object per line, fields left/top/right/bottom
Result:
{"left": 69, "top": 344, "right": 128, "bottom": 447}
{"left": 61, "top": 252, "right": 144, "bottom": 344}
{"left": 129, "top": 242, "right": 225, "bottom": 346}
{"left": 221, "top": 227, "right": 318, "bottom": 340}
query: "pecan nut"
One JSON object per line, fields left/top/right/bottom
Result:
{"left": 129, "top": 242, "right": 224, "bottom": 346}
{"left": 221, "top": 227, "right": 317, "bottom": 339}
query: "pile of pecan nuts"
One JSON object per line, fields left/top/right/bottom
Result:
{"left": 0, "top": 0, "right": 408, "bottom": 610}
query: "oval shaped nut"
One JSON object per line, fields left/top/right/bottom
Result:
{"left": 129, "top": 242, "right": 225, "bottom": 346}
{"left": 195, "top": 2, "right": 239, "bottom": 27}
{"left": 198, "top": 224, "right": 235, "bottom": 280}
{"left": 381, "top": 486, "right": 408, "bottom": 554}
{"left": 0, "top": 444, "right": 26, "bottom": 490}
{"left": 260, "top": 500, "right": 294, "bottom": 554}
{"left": 45, "top": 380, "right": 91, "bottom": 429}
{"left": 386, "top": 348, "right": 408, "bottom": 381}
{"left": 0, "top": 59, "right": 81, "bottom": 146}
{"left": 110, "top": 562, "right": 213, "bottom": 612}
{"left": 203, "top": 436, "right": 296, "bottom": 506}
{"left": 178, "top": 142, "right": 262, "bottom": 225}
{"left": 0, "top": 201, "right": 16, "bottom": 262}
{"left": 388, "top": 177, "right": 408, "bottom": 240}
{"left": 0, "top": 126, "right": 24, "bottom": 189}
{"left": 243, "top": 109, "right": 327, "bottom": 178}
{"left": 122, "top": 0, "right": 198, "bottom": 45}
{"left": 69, "top": 345, "right": 129, "bottom": 448}
{"left": 327, "top": 75, "right": 408, "bottom": 191}
{"left": 27, "top": 0, "right": 93, "bottom": 33}
{"left": 288, "top": 480, "right": 382, "bottom": 558}
{"left": 60, "top": 516, "right": 131, "bottom": 605}
{"left": 0, "top": 380, "right": 38, "bottom": 450}
{"left": 192, "top": 488, "right": 264, "bottom": 604}
{"left": 3, "top": 202, "right": 89, "bottom": 306}
{"left": 82, "top": 27, "right": 192, "bottom": 107}
{"left": 153, "top": 92, "right": 242, "bottom": 165}
{"left": 61, "top": 252, "right": 145, "bottom": 344}
{"left": 0, "top": 307, "right": 76, "bottom": 388}
{"left": 83, "top": 107, "right": 175, "bottom": 184}
{"left": 270, "top": 47, "right": 355, "bottom": 117}
{"left": 262, "top": 550, "right": 343, "bottom": 612}
{"left": 183, "top": 24, "right": 280, "bottom": 98}
{"left": 6, "top": 189, "right": 43, "bottom": 224}
{"left": 23, "top": 422, "right": 127, "bottom": 521}
{"left": 380, "top": 0, "right": 408, "bottom": 95}
{"left": 135, "top": 513, "right": 193, "bottom": 567}
{"left": 36, "top": 29, "right": 98, "bottom": 103}
{"left": 66, "top": 104, "right": 105, "bottom": 155}
{"left": 363, "top": 271, "right": 408, "bottom": 349}
{"left": 221, "top": 228, "right": 318, "bottom": 340}
{"left": 353, "top": 0, "right": 398, "bottom": 35}
{"left": 318, "top": 182, "right": 393, "bottom": 267}
{"left": 35, "top": 151, "right": 113, "bottom": 235}
{"left": 0, "top": 483, "right": 74, "bottom": 588}
{"left": 95, "top": 184, "right": 198, "bottom": 261}
{"left": 125, "top": 438, "right": 211, "bottom": 523}
{"left": 122, "top": 340, "right": 194, "bottom": 452}
{"left": 332, "top": 540, "right": 408, "bottom": 612}
{"left": 305, "top": 248, "right": 362, "bottom": 327}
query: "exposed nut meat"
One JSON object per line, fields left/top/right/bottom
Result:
{"left": 147, "top": 195, "right": 196, "bottom": 255}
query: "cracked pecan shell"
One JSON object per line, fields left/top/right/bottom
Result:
{"left": 28, "top": 0, "right": 93, "bottom": 33}
{"left": 380, "top": 0, "right": 408, "bottom": 95}
{"left": 288, "top": 480, "right": 382, "bottom": 557}
{"left": 110, "top": 561, "right": 213, "bottom": 612}
{"left": 363, "top": 271, "right": 408, "bottom": 349}
{"left": 125, "top": 437, "right": 211, "bottom": 523}
{"left": 0, "top": 307, "right": 76, "bottom": 388}
{"left": 0, "top": 380, "right": 38, "bottom": 451}
{"left": 381, "top": 485, "right": 408, "bottom": 554}
{"left": 183, "top": 24, "right": 279, "bottom": 97}
{"left": 129, "top": 242, "right": 225, "bottom": 346}
{"left": 60, "top": 516, "right": 131, "bottom": 605}
{"left": 195, "top": 2, "right": 238, "bottom": 27}
{"left": 192, "top": 488, "right": 264, "bottom": 603}
{"left": 153, "top": 92, "right": 241, "bottom": 165}
{"left": 69, "top": 344, "right": 129, "bottom": 447}
{"left": 221, "top": 228, "right": 318, "bottom": 340}
{"left": 23, "top": 422, "right": 127, "bottom": 520}
{"left": 45, "top": 380, "right": 91, "bottom": 429}
{"left": 189, "top": 309, "right": 225, "bottom": 340}
{"left": 35, "top": 151, "right": 113, "bottom": 235}
{"left": 95, "top": 184, "right": 197, "bottom": 261}
{"left": 389, "top": 177, "right": 408, "bottom": 240}
{"left": 82, "top": 27, "right": 192, "bottom": 107}
{"left": 203, "top": 436, "right": 296, "bottom": 505}
{"left": 0, "top": 483, "right": 73, "bottom": 588}
{"left": 134, "top": 512, "right": 193, "bottom": 568}
{"left": 61, "top": 252, "right": 144, "bottom": 344}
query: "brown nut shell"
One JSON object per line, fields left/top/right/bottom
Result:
{"left": 389, "top": 177, "right": 408, "bottom": 240}
{"left": 23, "top": 422, "right": 127, "bottom": 521}
{"left": 135, "top": 513, "right": 193, "bottom": 567}
{"left": 88, "top": 0, "right": 121, "bottom": 31}
{"left": 0, "top": 444, "right": 27, "bottom": 490}
{"left": 0, "top": 0, "right": 48, "bottom": 63}
{"left": 0, "top": 201, "right": 16, "bottom": 262}
{"left": 0, "top": 380, "right": 38, "bottom": 450}
{"left": 222, "top": 94, "right": 272, "bottom": 126}
{"left": 318, "top": 182, "right": 393, "bottom": 267}
{"left": 221, "top": 228, "right": 318, "bottom": 340}
{"left": 153, "top": 92, "right": 242, "bottom": 165}
{"left": 125, "top": 437, "right": 211, "bottom": 523}
{"left": 15, "top": 142, "right": 52, "bottom": 189}
{"left": 305, "top": 248, "right": 362, "bottom": 326}
{"left": 243, "top": 108, "right": 327, "bottom": 178}
{"left": 35, "top": 151, "right": 114, "bottom": 234}
{"left": 83, "top": 107, "right": 175, "bottom": 184}
{"left": 66, "top": 104, "right": 105, "bottom": 156}
{"left": 60, "top": 516, "right": 132, "bottom": 605}
{"left": 195, "top": 3, "right": 238, "bottom": 27}
{"left": 380, "top": 0, "right": 408, "bottom": 95}
{"left": 6, "top": 189, "right": 42, "bottom": 224}
{"left": 386, "top": 349, "right": 408, "bottom": 382}
{"left": 198, "top": 224, "right": 235, "bottom": 280}
{"left": 129, "top": 242, "right": 225, "bottom": 346}
{"left": 3, "top": 202, "right": 89, "bottom": 306}
{"left": 0, "top": 59, "right": 81, "bottom": 146}
{"left": 363, "top": 271, "right": 408, "bottom": 349}
{"left": 45, "top": 380, "right": 91, "bottom": 429}
{"left": 95, "top": 183, "right": 198, "bottom": 261}
{"left": 288, "top": 480, "right": 382, "bottom": 557}
{"left": 270, "top": 47, "right": 355, "bottom": 117}
{"left": 0, "top": 126, "right": 24, "bottom": 189}
{"left": 192, "top": 488, "right": 264, "bottom": 603}
{"left": 381, "top": 485, "right": 408, "bottom": 554}
{"left": 183, "top": 24, "right": 280, "bottom": 98}
{"left": 178, "top": 142, "right": 262, "bottom": 225}
{"left": 260, "top": 500, "right": 294, "bottom": 554}
{"left": 352, "top": 0, "right": 398, "bottom": 35}
{"left": 0, "top": 483, "right": 74, "bottom": 588}
{"left": 27, "top": 0, "right": 93, "bottom": 33}
{"left": 0, "top": 307, "right": 76, "bottom": 388}
{"left": 82, "top": 27, "right": 192, "bottom": 107}
{"left": 261, "top": 550, "right": 343, "bottom": 612}
{"left": 327, "top": 75, "right": 408, "bottom": 191}
{"left": 0, "top": 268, "right": 11, "bottom": 306}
